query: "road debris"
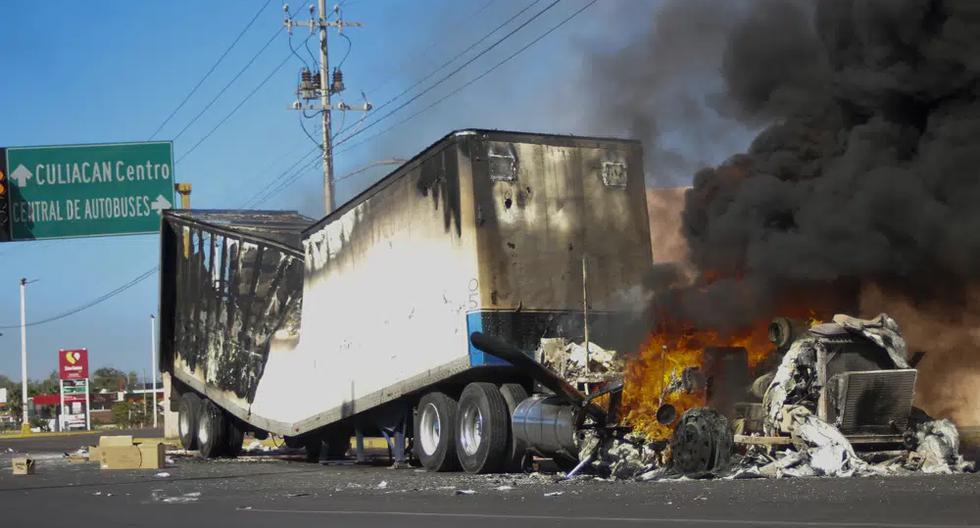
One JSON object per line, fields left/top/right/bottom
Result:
{"left": 154, "top": 472, "right": 171, "bottom": 478}
{"left": 544, "top": 491, "right": 564, "bottom": 497}
{"left": 152, "top": 490, "right": 201, "bottom": 504}
{"left": 453, "top": 489, "right": 476, "bottom": 495}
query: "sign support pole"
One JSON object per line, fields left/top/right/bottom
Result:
{"left": 85, "top": 379, "right": 91, "bottom": 431}
{"left": 19, "top": 278, "right": 28, "bottom": 433}
{"left": 59, "top": 379, "right": 64, "bottom": 432}
{"left": 151, "top": 314, "right": 157, "bottom": 428}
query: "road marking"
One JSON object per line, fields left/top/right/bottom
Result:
{"left": 238, "top": 508, "right": 979, "bottom": 528}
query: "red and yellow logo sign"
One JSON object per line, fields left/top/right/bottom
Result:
{"left": 58, "top": 349, "right": 89, "bottom": 380}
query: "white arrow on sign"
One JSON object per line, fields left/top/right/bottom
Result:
{"left": 10, "top": 164, "right": 32, "bottom": 188}
{"left": 150, "top": 195, "right": 172, "bottom": 215}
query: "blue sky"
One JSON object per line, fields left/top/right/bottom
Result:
{"left": 0, "top": 0, "right": 746, "bottom": 381}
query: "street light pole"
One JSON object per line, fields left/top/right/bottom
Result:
{"left": 150, "top": 314, "right": 157, "bottom": 428}
{"left": 19, "top": 278, "right": 28, "bottom": 433}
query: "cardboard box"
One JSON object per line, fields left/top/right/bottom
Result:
{"left": 99, "top": 446, "right": 143, "bottom": 470}
{"left": 98, "top": 435, "right": 135, "bottom": 447}
{"left": 99, "top": 442, "right": 166, "bottom": 470}
{"left": 88, "top": 446, "right": 104, "bottom": 463}
{"left": 12, "top": 457, "right": 35, "bottom": 475}
{"left": 137, "top": 443, "right": 166, "bottom": 469}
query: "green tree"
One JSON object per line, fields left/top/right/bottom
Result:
{"left": 91, "top": 367, "right": 127, "bottom": 393}
{"left": 111, "top": 400, "right": 147, "bottom": 428}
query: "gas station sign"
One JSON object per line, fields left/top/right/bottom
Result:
{"left": 58, "top": 348, "right": 89, "bottom": 380}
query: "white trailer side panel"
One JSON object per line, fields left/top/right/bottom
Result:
{"left": 247, "top": 143, "right": 480, "bottom": 431}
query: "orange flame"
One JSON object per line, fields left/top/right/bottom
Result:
{"left": 620, "top": 321, "right": 777, "bottom": 441}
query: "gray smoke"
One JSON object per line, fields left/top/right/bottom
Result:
{"left": 583, "top": 0, "right": 761, "bottom": 186}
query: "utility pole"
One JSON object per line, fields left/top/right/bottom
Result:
{"left": 19, "top": 278, "right": 28, "bottom": 433}
{"left": 317, "top": 0, "right": 334, "bottom": 214}
{"left": 285, "top": 2, "right": 370, "bottom": 215}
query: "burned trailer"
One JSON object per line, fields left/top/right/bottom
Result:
{"left": 159, "top": 129, "right": 654, "bottom": 471}
{"left": 159, "top": 210, "right": 313, "bottom": 457}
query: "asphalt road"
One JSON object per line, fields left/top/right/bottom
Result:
{"left": 0, "top": 427, "right": 163, "bottom": 452}
{"left": 0, "top": 435, "right": 978, "bottom": 528}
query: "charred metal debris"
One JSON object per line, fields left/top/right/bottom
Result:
{"left": 471, "top": 313, "right": 974, "bottom": 481}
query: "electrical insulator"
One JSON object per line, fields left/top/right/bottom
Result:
{"left": 331, "top": 68, "right": 345, "bottom": 94}
{"left": 298, "top": 68, "right": 318, "bottom": 100}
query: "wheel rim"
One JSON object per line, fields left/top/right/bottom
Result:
{"left": 460, "top": 404, "right": 483, "bottom": 456}
{"left": 419, "top": 403, "right": 441, "bottom": 456}
{"left": 179, "top": 412, "right": 189, "bottom": 438}
{"left": 197, "top": 415, "right": 209, "bottom": 446}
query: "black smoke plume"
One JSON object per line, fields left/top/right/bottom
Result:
{"left": 595, "top": 0, "right": 980, "bottom": 329}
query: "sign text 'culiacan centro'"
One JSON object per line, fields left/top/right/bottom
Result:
{"left": 1, "top": 142, "right": 174, "bottom": 240}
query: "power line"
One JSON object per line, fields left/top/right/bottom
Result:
{"left": 244, "top": 153, "right": 321, "bottom": 209}
{"left": 365, "top": 0, "right": 498, "bottom": 96}
{"left": 176, "top": 44, "right": 304, "bottom": 164}
{"left": 0, "top": 269, "right": 158, "bottom": 329}
{"left": 335, "top": 0, "right": 542, "bottom": 138}
{"left": 240, "top": 146, "right": 322, "bottom": 208}
{"left": 171, "top": 27, "right": 284, "bottom": 142}
{"left": 149, "top": 0, "right": 273, "bottom": 139}
{"left": 336, "top": 0, "right": 598, "bottom": 156}
{"left": 332, "top": 0, "right": 563, "bottom": 149}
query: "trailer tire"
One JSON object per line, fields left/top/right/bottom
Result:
{"left": 197, "top": 400, "right": 227, "bottom": 459}
{"left": 498, "top": 383, "right": 529, "bottom": 472}
{"left": 414, "top": 391, "right": 459, "bottom": 472}
{"left": 303, "top": 438, "right": 322, "bottom": 463}
{"left": 324, "top": 428, "right": 352, "bottom": 459}
{"left": 455, "top": 382, "right": 510, "bottom": 474}
{"left": 224, "top": 415, "right": 245, "bottom": 458}
{"left": 177, "top": 393, "right": 202, "bottom": 450}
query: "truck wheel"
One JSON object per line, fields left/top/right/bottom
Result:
{"left": 177, "top": 393, "right": 202, "bottom": 450}
{"left": 499, "top": 383, "right": 529, "bottom": 472}
{"left": 303, "top": 438, "right": 323, "bottom": 463}
{"left": 197, "top": 400, "right": 227, "bottom": 459}
{"left": 224, "top": 415, "right": 245, "bottom": 458}
{"left": 414, "top": 391, "right": 459, "bottom": 472}
{"left": 325, "top": 428, "right": 352, "bottom": 458}
{"left": 670, "top": 408, "right": 733, "bottom": 476}
{"left": 455, "top": 382, "right": 510, "bottom": 474}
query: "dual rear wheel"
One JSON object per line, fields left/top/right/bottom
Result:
{"left": 176, "top": 392, "right": 244, "bottom": 458}
{"left": 414, "top": 382, "right": 527, "bottom": 474}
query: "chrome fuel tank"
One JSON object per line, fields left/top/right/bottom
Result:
{"left": 511, "top": 394, "right": 581, "bottom": 458}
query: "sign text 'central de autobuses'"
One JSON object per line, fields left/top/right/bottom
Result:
{"left": 4, "top": 141, "right": 174, "bottom": 240}
{"left": 11, "top": 160, "right": 171, "bottom": 224}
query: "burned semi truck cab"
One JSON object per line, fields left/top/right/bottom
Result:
{"left": 160, "top": 130, "right": 653, "bottom": 471}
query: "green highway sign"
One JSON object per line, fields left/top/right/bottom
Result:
{"left": 3, "top": 141, "right": 174, "bottom": 240}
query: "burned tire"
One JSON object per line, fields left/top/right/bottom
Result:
{"left": 498, "top": 383, "right": 529, "bottom": 472}
{"left": 414, "top": 391, "right": 459, "bottom": 472}
{"left": 177, "top": 393, "right": 202, "bottom": 450}
{"left": 455, "top": 382, "right": 510, "bottom": 474}
{"left": 197, "top": 400, "right": 227, "bottom": 459}
{"left": 303, "top": 438, "right": 323, "bottom": 463}
{"left": 670, "top": 408, "right": 733, "bottom": 476}
{"left": 224, "top": 415, "right": 245, "bottom": 458}
{"left": 324, "top": 428, "right": 352, "bottom": 459}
